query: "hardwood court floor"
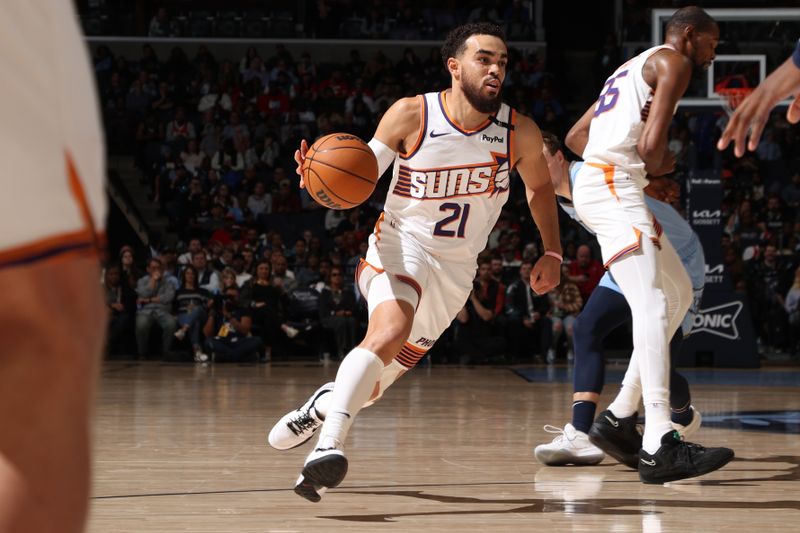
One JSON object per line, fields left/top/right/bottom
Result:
{"left": 88, "top": 361, "right": 800, "bottom": 532}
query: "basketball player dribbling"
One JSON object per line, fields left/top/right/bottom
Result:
{"left": 564, "top": 6, "right": 733, "bottom": 483}
{"left": 0, "top": 2, "right": 107, "bottom": 532}
{"left": 268, "top": 22, "right": 563, "bottom": 502}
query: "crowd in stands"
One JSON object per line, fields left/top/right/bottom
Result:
{"left": 96, "top": 19, "right": 799, "bottom": 363}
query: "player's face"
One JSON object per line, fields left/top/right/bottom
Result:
{"left": 457, "top": 35, "right": 508, "bottom": 113}
{"left": 691, "top": 26, "right": 719, "bottom": 70}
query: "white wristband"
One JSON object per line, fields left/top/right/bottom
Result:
{"left": 368, "top": 138, "right": 397, "bottom": 178}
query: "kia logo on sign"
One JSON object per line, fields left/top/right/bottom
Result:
{"left": 705, "top": 263, "right": 724, "bottom": 284}
{"left": 689, "top": 301, "right": 743, "bottom": 340}
{"left": 691, "top": 209, "right": 722, "bottom": 225}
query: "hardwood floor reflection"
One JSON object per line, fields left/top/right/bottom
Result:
{"left": 88, "top": 361, "right": 800, "bottom": 532}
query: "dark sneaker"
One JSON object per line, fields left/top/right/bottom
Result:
{"left": 639, "top": 430, "right": 734, "bottom": 484}
{"left": 587, "top": 409, "right": 642, "bottom": 470}
{"left": 294, "top": 445, "right": 348, "bottom": 502}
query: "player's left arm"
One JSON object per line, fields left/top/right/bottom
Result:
{"left": 513, "top": 114, "right": 562, "bottom": 295}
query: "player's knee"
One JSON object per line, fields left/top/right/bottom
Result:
{"left": 363, "top": 323, "right": 410, "bottom": 356}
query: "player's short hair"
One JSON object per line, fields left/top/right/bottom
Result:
{"left": 665, "top": 6, "right": 717, "bottom": 36}
{"left": 540, "top": 131, "right": 562, "bottom": 156}
{"left": 441, "top": 22, "right": 506, "bottom": 67}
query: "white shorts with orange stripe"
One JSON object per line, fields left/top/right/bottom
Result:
{"left": 357, "top": 212, "right": 476, "bottom": 367}
{"left": 0, "top": 1, "right": 106, "bottom": 268}
{"left": 571, "top": 162, "right": 659, "bottom": 268}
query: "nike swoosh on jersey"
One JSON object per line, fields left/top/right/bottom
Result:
{"left": 429, "top": 130, "right": 450, "bottom": 138}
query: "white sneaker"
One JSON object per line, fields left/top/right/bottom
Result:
{"left": 193, "top": 350, "right": 209, "bottom": 363}
{"left": 672, "top": 406, "right": 702, "bottom": 439}
{"left": 294, "top": 439, "right": 348, "bottom": 502}
{"left": 174, "top": 328, "right": 187, "bottom": 340}
{"left": 546, "top": 349, "right": 556, "bottom": 363}
{"left": 268, "top": 382, "right": 334, "bottom": 450}
{"left": 567, "top": 350, "right": 575, "bottom": 362}
{"left": 534, "top": 423, "right": 605, "bottom": 466}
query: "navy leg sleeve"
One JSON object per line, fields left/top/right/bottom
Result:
{"left": 573, "top": 287, "right": 631, "bottom": 394}
{"left": 669, "top": 331, "right": 691, "bottom": 411}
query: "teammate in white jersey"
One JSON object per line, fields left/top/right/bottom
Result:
{"left": 269, "top": 22, "right": 562, "bottom": 502}
{"left": 0, "top": 2, "right": 107, "bottom": 532}
{"left": 565, "top": 6, "right": 733, "bottom": 484}
{"left": 534, "top": 132, "right": 704, "bottom": 468}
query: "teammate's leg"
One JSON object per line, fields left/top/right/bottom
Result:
{"left": 606, "top": 238, "right": 671, "bottom": 455}
{"left": 0, "top": 256, "right": 106, "bottom": 533}
{"left": 607, "top": 235, "right": 692, "bottom": 421}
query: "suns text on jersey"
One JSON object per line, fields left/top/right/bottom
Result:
{"left": 392, "top": 154, "right": 510, "bottom": 200}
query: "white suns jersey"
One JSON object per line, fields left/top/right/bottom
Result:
{"left": 382, "top": 91, "right": 514, "bottom": 261}
{"left": 582, "top": 44, "right": 676, "bottom": 184}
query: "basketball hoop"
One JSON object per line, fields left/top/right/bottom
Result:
{"left": 715, "top": 75, "right": 753, "bottom": 117}
{"left": 718, "top": 87, "right": 754, "bottom": 117}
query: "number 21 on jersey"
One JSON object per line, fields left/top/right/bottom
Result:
{"left": 433, "top": 202, "right": 470, "bottom": 238}
{"left": 594, "top": 70, "right": 628, "bottom": 117}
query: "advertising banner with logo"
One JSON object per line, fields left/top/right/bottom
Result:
{"left": 681, "top": 171, "right": 759, "bottom": 368}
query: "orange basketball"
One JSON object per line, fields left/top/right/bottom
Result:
{"left": 302, "top": 133, "right": 378, "bottom": 210}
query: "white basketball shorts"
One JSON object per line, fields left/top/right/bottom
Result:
{"left": 0, "top": 1, "right": 106, "bottom": 268}
{"left": 572, "top": 162, "right": 661, "bottom": 268}
{"left": 356, "top": 212, "right": 476, "bottom": 366}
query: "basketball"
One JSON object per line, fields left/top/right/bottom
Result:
{"left": 302, "top": 133, "right": 379, "bottom": 210}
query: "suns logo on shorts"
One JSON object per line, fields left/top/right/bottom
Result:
{"left": 393, "top": 152, "right": 510, "bottom": 200}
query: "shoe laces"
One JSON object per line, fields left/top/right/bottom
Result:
{"left": 542, "top": 424, "right": 572, "bottom": 444}
{"left": 288, "top": 410, "right": 318, "bottom": 436}
{"left": 675, "top": 436, "right": 705, "bottom": 465}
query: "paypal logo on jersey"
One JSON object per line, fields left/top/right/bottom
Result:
{"left": 481, "top": 134, "right": 504, "bottom": 144}
{"left": 393, "top": 153, "right": 510, "bottom": 200}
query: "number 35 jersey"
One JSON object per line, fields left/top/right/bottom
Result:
{"left": 381, "top": 91, "right": 515, "bottom": 261}
{"left": 582, "top": 44, "right": 675, "bottom": 185}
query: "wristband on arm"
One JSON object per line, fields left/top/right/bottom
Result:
{"left": 368, "top": 138, "right": 397, "bottom": 178}
{"left": 544, "top": 250, "right": 563, "bottom": 263}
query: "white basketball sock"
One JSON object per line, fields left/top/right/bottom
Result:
{"left": 317, "top": 347, "right": 384, "bottom": 448}
{"left": 314, "top": 359, "right": 406, "bottom": 419}
{"left": 642, "top": 401, "right": 672, "bottom": 454}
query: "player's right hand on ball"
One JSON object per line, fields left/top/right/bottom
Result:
{"left": 294, "top": 139, "right": 309, "bottom": 188}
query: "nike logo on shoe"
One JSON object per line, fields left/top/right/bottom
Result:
{"left": 429, "top": 131, "right": 450, "bottom": 138}
{"left": 604, "top": 415, "right": 619, "bottom": 427}
{"left": 641, "top": 458, "right": 656, "bottom": 466}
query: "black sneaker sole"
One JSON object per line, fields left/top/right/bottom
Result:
{"left": 302, "top": 453, "right": 349, "bottom": 489}
{"left": 294, "top": 477, "right": 323, "bottom": 502}
{"left": 639, "top": 449, "right": 735, "bottom": 484}
{"left": 588, "top": 425, "right": 640, "bottom": 470}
